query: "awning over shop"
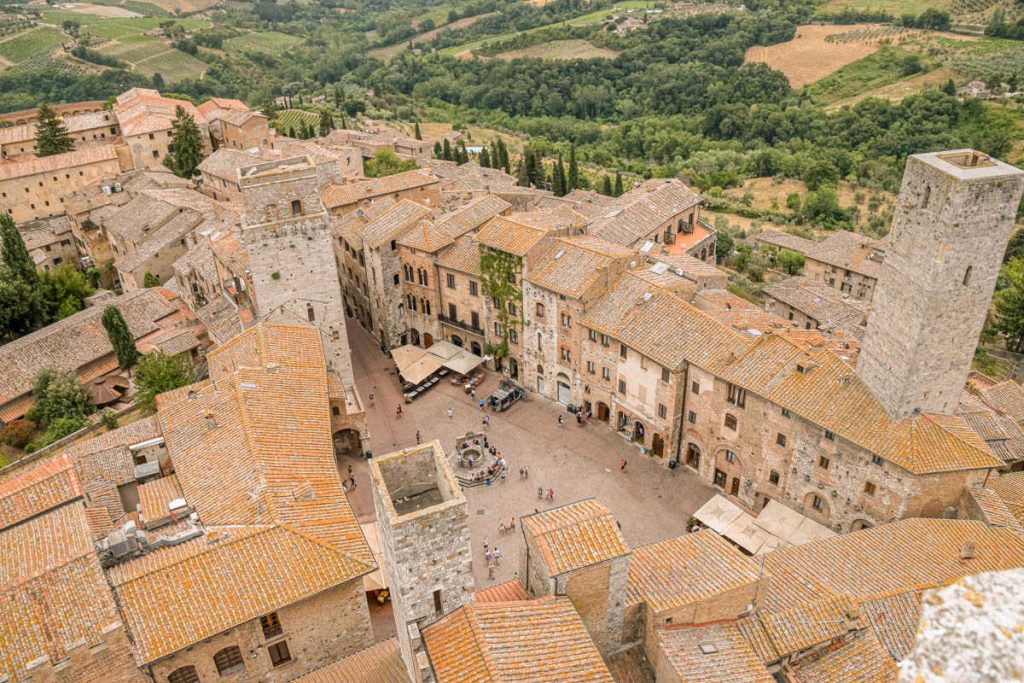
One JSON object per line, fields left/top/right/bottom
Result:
{"left": 391, "top": 343, "right": 483, "bottom": 385}
{"left": 360, "top": 521, "right": 390, "bottom": 592}
{"left": 443, "top": 349, "right": 483, "bottom": 376}
{"left": 693, "top": 495, "right": 835, "bottom": 555}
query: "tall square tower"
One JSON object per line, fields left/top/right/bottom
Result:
{"left": 369, "top": 441, "right": 475, "bottom": 682}
{"left": 858, "top": 150, "right": 1024, "bottom": 420}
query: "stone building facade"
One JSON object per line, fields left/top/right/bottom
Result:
{"left": 858, "top": 150, "right": 1024, "bottom": 420}
{"left": 1, "top": 144, "right": 124, "bottom": 222}
{"left": 369, "top": 442, "right": 475, "bottom": 682}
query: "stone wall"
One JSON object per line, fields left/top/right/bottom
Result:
{"left": 1, "top": 154, "right": 123, "bottom": 223}
{"left": 149, "top": 579, "right": 372, "bottom": 683}
{"left": 22, "top": 623, "right": 146, "bottom": 683}
{"left": 555, "top": 557, "right": 629, "bottom": 657}
{"left": 398, "top": 246, "right": 442, "bottom": 347}
{"left": 436, "top": 265, "right": 487, "bottom": 354}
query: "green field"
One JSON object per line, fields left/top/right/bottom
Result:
{"left": 805, "top": 46, "right": 938, "bottom": 104}
{"left": 96, "top": 37, "right": 206, "bottom": 80}
{"left": 273, "top": 109, "right": 321, "bottom": 133}
{"left": 40, "top": 11, "right": 208, "bottom": 39}
{"left": 439, "top": 6, "right": 621, "bottom": 56}
{"left": 0, "top": 27, "right": 65, "bottom": 64}
{"left": 224, "top": 31, "right": 303, "bottom": 54}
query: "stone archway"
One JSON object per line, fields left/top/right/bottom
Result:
{"left": 333, "top": 428, "right": 362, "bottom": 459}
{"left": 803, "top": 491, "right": 831, "bottom": 524}
{"left": 450, "top": 335, "right": 463, "bottom": 347}
{"left": 685, "top": 442, "right": 701, "bottom": 469}
{"left": 509, "top": 358, "right": 519, "bottom": 380}
{"left": 633, "top": 421, "right": 645, "bottom": 445}
{"left": 651, "top": 433, "right": 665, "bottom": 458}
{"left": 410, "top": 328, "right": 420, "bottom": 346}
{"left": 471, "top": 341, "right": 482, "bottom": 356}
{"left": 714, "top": 448, "right": 744, "bottom": 497}
{"left": 850, "top": 519, "right": 872, "bottom": 532}
{"left": 596, "top": 402, "right": 610, "bottom": 422}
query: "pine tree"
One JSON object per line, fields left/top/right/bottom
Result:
{"left": 601, "top": 175, "right": 613, "bottom": 196}
{"left": 568, "top": 145, "right": 579, "bottom": 191}
{"left": 479, "top": 146, "right": 491, "bottom": 168}
{"left": 101, "top": 306, "right": 138, "bottom": 370}
{"left": 319, "top": 109, "right": 334, "bottom": 137}
{"left": 35, "top": 104, "right": 74, "bottom": 158}
{"left": 433, "top": 140, "right": 442, "bottom": 158}
{"left": 1, "top": 213, "right": 38, "bottom": 286}
{"left": 414, "top": 122, "right": 422, "bottom": 140}
{"left": 442, "top": 138, "right": 453, "bottom": 161}
{"left": 614, "top": 171, "right": 624, "bottom": 197}
{"left": 163, "top": 105, "right": 204, "bottom": 178}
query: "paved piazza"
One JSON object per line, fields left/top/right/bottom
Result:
{"left": 340, "top": 320, "right": 715, "bottom": 588}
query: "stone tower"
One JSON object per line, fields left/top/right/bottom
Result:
{"left": 858, "top": 150, "right": 1024, "bottom": 420}
{"left": 237, "top": 157, "right": 367, "bottom": 451}
{"left": 369, "top": 441, "right": 475, "bottom": 682}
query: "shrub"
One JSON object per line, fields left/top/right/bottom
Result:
{"left": 99, "top": 410, "right": 118, "bottom": 430}
{"left": 0, "top": 418, "right": 36, "bottom": 448}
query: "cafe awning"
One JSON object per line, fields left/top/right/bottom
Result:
{"left": 442, "top": 349, "right": 483, "bottom": 376}
{"left": 360, "top": 521, "right": 390, "bottom": 592}
{"left": 694, "top": 494, "right": 835, "bottom": 555}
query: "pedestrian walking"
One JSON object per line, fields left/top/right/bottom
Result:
{"left": 493, "top": 547, "right": 502, "bottom": 564}
{"left": 519, "top": 467, "right": 524, "bottom": 479}
{"left": 537, "top": 486, "right": 544, "bottom": 499}
{"left": 483, "top": 415, "right": 490, "bottom": 430}
{"left": 619, "top": 459, "right": 627, "bottom": 471}
{"left": 510, "top": 516, "right": 516, "bottom": 530}
{"left": 349, "top": 476, "right": 357, "bottom": 489}
{"left": 347, "top": 465, "right": 353, "bottom": 479}
{"left": 483, "top": 537, "right": 490, "bottom": 554}
{"left": 368, "top": 392, "right": 374, "bottom": 406}
{"left": 471, "top": 389, "right": 476, "bottom": 400}
{"left": 479, "top": 398, "right": 485, "bottom": 410}
{"left": 487, "top": 560, "right": 495, "bottom": 579}
{"left": 557, "top": 415, "right": 564, "bottom": 428}
{"left": 485, "top": 549, "right": 493, "bottom": 563}
{"left": 483, "top": 436, "right": 489, "bottom": 449}
{"left": 524, "top": 465, "right": 529, "bottom": 479}
{"left": 513, "top": 570, "right": 519, "bottom": 582}
{"left": 616, "top": 520, "right": 622, "bottom": 531}
{"left": 447, "top": 407, "right": 453, "bottom": 421}
{"left": 415, "top": 430, "right": 421, "bottom": 444}
{"left": 395, "top": 405, "right": 402, "bottom": 419}
{"left": 546, "top": 488, "right": 554, "bottom": 501}
{"left": 500, "top": 469, "right": 507, "bottom": 484}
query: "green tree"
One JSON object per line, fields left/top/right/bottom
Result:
{"left": 364, "top": 148, "right": 418, "bottom": 177}
{"left": 553, "top": 155, "right": 567, "bottom": 196}
{"left": 38, "top": 265, "right": 93, "bottom": 321}
{"left": 319, "top": 109, "right": 334, "bottom": 136}
{"left": 516, "top": 158, "right": 529, "bottom": 187}
{"left": 776, "top": 248, "right": 806, "bottom": 275}
{"left": 102, "top": 305, "right": 139, "bottom": 370}
{"left": 1, "top": 213, "right": 38, "bottom": 286}
{"left": 433, "top": 140, "right": 442, "bottom": 158}
{"left": 1005, "top": 229, "right": 1024, "bottom": 264}
{"left": 35, "top": 104, "right": 74, "bottom": 157}
{"left": 715, "top": 231, "right": 734, "bottom": 262}
{"left": 152, "top": 72, "right": 165, "bottom": 89}
{"left": 601, "top": 175, "right": 613, "bottom": 196}
{"left": 942, "top": 78, "right": 956, "bottom": 96}
{"left": 26, "top": 369, "right": 93, "bottom": 428}
{"left": 568, "top": 145, "right": 579, "bottom": 191}
{"left": 786, "top": 192, "right": 802, "bottom": 213}
{"left": 164, "top": 105, "right": 204, "bottom": 178}
{"left": 143, "top": 271, "right": 160, "bottom": 287}
{"left": 0, "top": 264, "right": 42, "bottom": 342}
{"left": 613, "top": 171, "right": 623, "bottom": 197}
{"left": 995, "top": 258, "right": 1024, "bottom": 352}
{"left": 479, "top": 146, "right": 491, "bottom": 168}
{"left": 134, "top": 351, "right": 193, "bottom": 414}
{"left": 414, "top": 122, "right": 422, "bottom": 140}
{"left": 442, "top": 138, "right": 453, "bottom": 161}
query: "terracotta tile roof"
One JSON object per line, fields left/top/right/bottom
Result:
{"left": 582, "top": 272, "right": 750, "bottom": 372}
{"left": 861, "top": 589, "right": 922, "bottom": 661}
{"left": 588, "top": 179, "right": 701, "bottom": 248}
{"left": 114, "top": 208, "right": 206, "bottom": 274}
{"left": 512, "top": 204, "right": 588, "bottom": 231}
{"left": 475, "top": 216, "right": 548, "bottom": 256}
{"left": 754, "top": 230, "right": 885, "bottom": 280}
{"left": 521, "top": 499, "right": 629, "bottom": 576}
{"left": 761, "top": 519, "right": 1024, "bottom": 613}
{"left": 790, "top": 631, "right": 898, "bottom": 683}
{"left": 137, "top": 474, "right": 183, "bottom": 527}
{"left": 321, "top": 170, "right": 437, "bottom": 209}
{"left": 293, "top": 638, "right": 408, "bottom": 683}
{"left": 526, "top": 235, "right": 635, "bottom": 300}
{"left": 361, "top": 199, "right": 433, "bottom": 250}
{"left": 0, "top": 289, "right": 176, "bottom": 409}
{"left": 109, "top": 523, "right": 368, "bottom": 665}
{"left": 986, "top": 472, "right": 1024, "bottom": 523}
{"left": 436, "top": 234, "right": 482, "bottom": 276}
{"left": 0, "top": 452, "right": 82, "bottom": 531}
{"left": 423, "top": 596, "right": 614, "bottom": 683}
{"left": 476, "top": 579, "right": 530, "bottom": 602}
{"left": 626, "top": 530, "right": 761, "bottom": 612}
{"left": 114, "top": 88, "right": 206, "bottom": 138}
{"left": 400, "top": 195, "right": 510, "bottom": 253}
{"left": 0, "top": 502, "right": 126, "bottom": 679}
{"left": 979, "top": 380, "right": 1024, "bottom": 425}
{"left": 763, "top": 276, "right": 869, "bottom": 337}
{"left": 735, "top": 615, "right": 779, "bottom": 663}
{"left": 0, "top": 143, "right": 118, "bottom": 181}
{"left": 759, "top": 595, "right": 861, "bottom": 656}
{"left": 197, "top": 147, "right": 263, "bottom": 180}
{"left": 967, "top": 485, "right": 1022, "bottom": 530}
{"left": 752, "top": 230, "right": 817, "bottom": 253}
{"left": 657, "top": 622, "right": 774, "bottom": 683}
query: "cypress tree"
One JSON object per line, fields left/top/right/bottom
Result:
{"left": 0, "top": 213, "right": 38, "bottom": 286}
{"left": 456, "top": 141, "right": 468, "bottom": 165}
{"left": 334, "top": 86, "right": 342, "bottom": 108}
{"left": 164, "top": 105, "right": 204, "bottom": 178}
{"left": 498, "top": 139, "right": 511, "bottom": 173}
{"left": 553, "top": 155, "right": 567, "bottom": 196}
{"left": 318, "top": 109, "right": 334, "bottom": 137}
{"left": 568, "top": 145, "right": 579, "bottom": 191}
{"left": 35, "top": 104, "right": 74, "bottom": 157}
{"left": 288, "top": 125, "right": 296, "bottom": 138}
{"left": 601, "top": 175, "right": 613, "bottom": 196}
{"left": 442, "top": 138, "right": 453, "bottom": 161}
{"left": 102, "top": 305, "right": 138, "bottom": 370}
{"left": 479, "top": 146, "right": 491, "bottom": 168}
{"left": 614, "top": 171, "right": 624, "bottom": 197}
{"left": 516, "top": 158, "right": 529, "bottom": 187}
{"left": 433, "top": 140, "right": 442, "bottom": 158}
{"left": 414, "top": 122, "right": 422, "bottom": 140}
{"left": 526, "top": 150, "right": 543, "bottom": 188}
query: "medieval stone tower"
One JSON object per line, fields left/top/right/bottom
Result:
{"left": 238, "top": 156, "right": 366, "bottom": 448}
{"left": 858, "top": 150, "right": 1024, "bottom": 420}
{"left": 369, "top": 441, "right": 475, "bottom": 682}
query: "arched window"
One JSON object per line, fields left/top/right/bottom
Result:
{"left": 214, "top": 646, "right": 245, "bottom": 676}
{"left": 168, "top": 666, "right": 200, "bottom": 683}
{"left": 290, "top": 199, "right": 302, "bottom": 216}
{"left": 537, "top": 364, "right": 544, "bottom": 375}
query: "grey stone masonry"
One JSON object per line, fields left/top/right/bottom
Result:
{"left": 858, "top": 150, "right": 1024, "bottom": 420}
{"left": 369, "top": 440, "right": 475, "bottom": 683}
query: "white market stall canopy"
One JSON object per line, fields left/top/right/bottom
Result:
{"left": 693, "top": 495, "right": 835, "bottom": 555}
{"left": 360, "top": 521, "right": 390, "bottom": 592}
{"left": 391, "top": 342, "right": 483, "bottom": 385}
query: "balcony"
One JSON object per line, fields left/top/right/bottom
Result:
{"left": 438, "top": 313, "right": 484, "bottom": 337}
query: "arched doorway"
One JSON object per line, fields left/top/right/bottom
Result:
{"left": 685, "top": 443, "right": 701, "bottom": 468}
{"left": 850, "top": 519, "right": 872, "bottom": 532}
{"left": 471, "top": 341, "right": 482, "bottom": 356}
{"left": 714, "top": 448, "right": 743, "bottom": 497}
{"left": 509, "top": 358, "right": 519, "bottom": 380}
{"left": 633, "top": 421, "right": 645, "bottom": 444}
{"left": 410, "top": 328, "right": 420, "bottom": 346}
{"left": 651, "top": 433, "right": 664, "bottom": 457}
{"left": 423, "top": 333, "right": 434, "bottom": 348}
{"left": 450, "top": 335, "right": 463, "bottom": 347}
{"left": 333, "top": 429, "right": 362, "bottom": 459}
{"left": 803, "top": 492, "right": 831, "bottom": 524}
{"left": 556, "top": 373, "right": 571, "bottom": 405}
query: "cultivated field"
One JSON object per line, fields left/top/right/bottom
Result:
{"left": 368, "top": 13, "right": 494, "bottom": 61}
{"left": 744, "top": 23, "right": 900, "bottom": 88}
{"left": 0, "top": 27, "right": 65, "bottom": 65}
{"left": 494, "top": 39, "right": 618, "bottom": 60}
{"left": 274, "top": 109, "right": 321, "bottom": 134}
{"left": 64, "top": 4, "right": 144, "bottom": 18}
{"left": 224, "top": 31, "right": 302, "bottom": 54}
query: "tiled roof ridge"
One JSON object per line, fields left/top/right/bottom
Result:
{"left": 458, "top": 602, "right": 495, "bottom": 675}
{"left": 1, "top": 502, "right": 91, "bottom": 590}
{"left": 273, "top": 520, "right": 375, "bottom": 576}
